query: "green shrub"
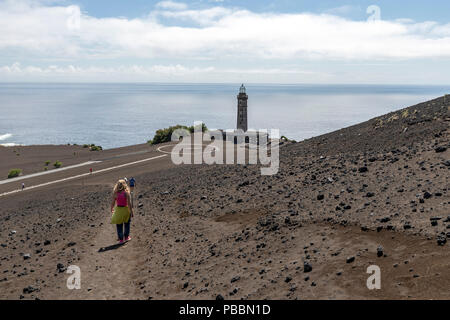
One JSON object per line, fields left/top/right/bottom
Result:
{"left": 82, "top": 144, "right": 89, "bottom": 148}
{"left": 8, "top": 169, "right": 22, "bottom": 179}
{"left": 281, "top": 136, "right": 296, "bottom": 143}
{"left": 45, "top": 161, "right": 51, "bottom": 166}
{"left": 89, "top": 145, "right": 103, "bottom": 151}
{"left": 148, "top": 123, "right": 208, "bottom": 145}
{"left": 44, "top": 167, "right": 48, "bottom": 171}
{"left": 188, "top": 123, "right": 208, "bottom": 134}
{"left": 54, "top": 161, "right": 62, "bottom": 168}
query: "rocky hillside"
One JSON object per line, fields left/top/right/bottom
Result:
{"left": 0, "top": 95, "right": 448, "bottom": 300}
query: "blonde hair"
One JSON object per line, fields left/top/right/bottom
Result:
{"left": 113, "top": 179, "right": 129, "bottom": 194}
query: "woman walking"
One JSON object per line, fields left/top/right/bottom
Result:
{"left": 110, "top": 179, "right": 133, "bottom": 243}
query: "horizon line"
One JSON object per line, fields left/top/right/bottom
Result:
{"left": 0, "top": 81, "right": 449, "bottom": 87}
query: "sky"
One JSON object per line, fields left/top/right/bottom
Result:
{"left": 0, "top": 0, "right": 450, "bottom": 84}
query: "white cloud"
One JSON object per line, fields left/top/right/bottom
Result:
{"left": 155, "top": 1, "right": 188, "bottom": 11}
{"left": 0, "top": 62, "right": 215, "bottom": 76}
{"left": 324, "top": 5, "right": 360, "bottom": 16}
{"left": 0, "top": 1, "right": 450, "bottom": 60}
{"left": 0, "top": 62, "right": 328, "bottom": 78}
{"left": 2, "top": 61, "right": 450, "bottom": 84}
{"left": 0, "top": 1, "right": 450, "bottom": 83}
{"left": 152, "top": 6, "right": 233, "bottom": 26}
{"left": 0, "top": 0, "right": 449, "bottom": 62}
{"left": 0, "top": 62, "right": 335, "bottom": 83}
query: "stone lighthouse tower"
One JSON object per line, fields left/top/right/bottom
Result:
{"left": 236, "top": 84, "right": 248, "bottom": 132}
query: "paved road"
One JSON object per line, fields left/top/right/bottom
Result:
{"left": 1, "top": 140, "right": 261, "bottom": 199}
{"left": 0, "top": 144, "right": 176, "bottom": 198}
{"left": 0, "top": 161, "right": 101, "bottom": 185}
{"left": 0, "top": 155, "right": 167, "bottom": 198}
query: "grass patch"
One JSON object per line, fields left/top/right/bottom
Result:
{"left": 53, "top": 161, "right": 62, "bottom": 168}
{"left": 281, "top": 136, "right": 296, "bottom": 143}
{"left": 387, "top": 114, "right": 399, "bottom": 123}
{"left": 8, "top": 169, "right": 22, "bottom": 179}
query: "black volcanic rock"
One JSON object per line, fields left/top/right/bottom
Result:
{"left": 377, "top": 246, "right": 384, "bottom": 257}
{"left": 423, "top": 192, "right": 432, "bottom": 199}
{"left": 56, "top": 263, "right": 66, "bottom": 273}
{"left": 23, "top": 286, "right": 38, "bottom": 294}
{"left": 303, "top": 262, "right": 313, "bottom": 273}
{"left": 437, "top": 235, "right": 447, "bottom": 246}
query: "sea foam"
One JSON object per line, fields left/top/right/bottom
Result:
{"left": 0, "top": 143, "right": 22, "bottom": 147}
{"left": 0, "top": 133, "right": 12, "bottom": 141}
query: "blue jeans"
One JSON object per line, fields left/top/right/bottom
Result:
{"left": 116, "top": 218, "right": 131, "bottom": 241}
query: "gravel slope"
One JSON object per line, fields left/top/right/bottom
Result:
{"left": 0, "top": 95, "right": 448, "bottom": 300}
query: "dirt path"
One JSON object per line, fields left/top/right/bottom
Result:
{"left": 49, "top": 213, "right": 146, "bottom": 300}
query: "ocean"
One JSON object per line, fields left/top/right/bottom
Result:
{"left": 0, "top": 83, "right": 448, "bottom": 149}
